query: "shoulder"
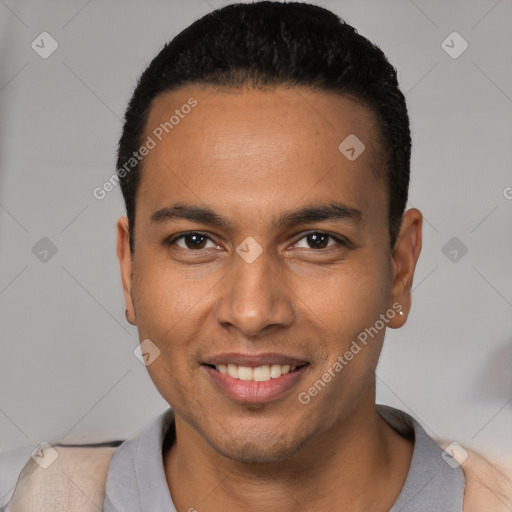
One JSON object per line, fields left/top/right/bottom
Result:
{"left": 0, "top": 443, "right": 40, "bottom": 508}
{"left": 1, "top": 441, "right": 121, "bottom": 512}
{"left": 378, "top": 405, "right": 465, "bottom": 511}
{"left": 436, "top": 440, "right": 512, "bottom": 512}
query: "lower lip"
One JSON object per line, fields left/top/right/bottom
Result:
{"left": 203, "top": 365, "right": 309, "bottom": 403}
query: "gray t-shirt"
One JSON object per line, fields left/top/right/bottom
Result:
{"left": 0, "top": 404, "right": 465, "bottom": 511}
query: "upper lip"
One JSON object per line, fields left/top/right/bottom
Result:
{"left": 203, "top": 352, "right": 309, "bottom": 367}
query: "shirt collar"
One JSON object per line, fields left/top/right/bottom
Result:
{"left": 377, "top": 404, "right": 465, "bottom": 512}
{"left": 103, "top": 407, "right": 176, "bottom": 512}
{"left": 104, "top": 405, "right": 464, "bottom": 512}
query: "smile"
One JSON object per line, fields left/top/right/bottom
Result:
{"left": 202, "top": 355, "right": 310, "bottom": 403}
{"left": 209, "top": 363, "right": 305, "bottom": 382}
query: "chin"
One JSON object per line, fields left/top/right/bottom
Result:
{"left": 205, "top": 424, "right": 316, "bottom": 464}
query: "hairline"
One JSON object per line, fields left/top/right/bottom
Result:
{"left": 130, "top": 83, "right": 391, "bottom": 253}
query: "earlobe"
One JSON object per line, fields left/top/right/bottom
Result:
{"left": 125, "top": 308, "right": 135, "bottom": 326}
{"left": 388, "top": 208, "right": 423, "bottom": 329}
{"left": 116, "top": 216, "right": 136, "bottom": 326}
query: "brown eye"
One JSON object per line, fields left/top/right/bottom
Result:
{"left": 294, "top": 232, "right": 345, "bottom": 250}
{"left": 183, "top": 233, "right": 207, "bottom": 249}
{"left": 307, "top": 233, "right": 329, "bottom": 249}
{"left": 168, "top": 232, "right": 218, "bottom": 250}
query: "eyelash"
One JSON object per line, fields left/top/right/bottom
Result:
{"left": 165, "top": 231, "right": 348, "bottom": 252}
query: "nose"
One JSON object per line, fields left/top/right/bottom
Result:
{"left": 214, "top": 246, "right": 295, "bottom": 338}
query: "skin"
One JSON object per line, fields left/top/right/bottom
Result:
{"left": 117, "top": 85, "right": 422, "bottom": 511}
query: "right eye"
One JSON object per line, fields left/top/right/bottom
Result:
{"left": 166, "top": 232, "right": 221, "bottom": 251}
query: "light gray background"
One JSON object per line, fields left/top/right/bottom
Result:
{"left": 1, "top": 0, "right": 511, "bottom": 465}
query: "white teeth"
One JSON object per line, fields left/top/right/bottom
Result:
{"left": 270, "top": 364, "right": 282, "bottom": 378}
{"left": 238, "top": 366, "right": 253, "bottom": 381}
{"left": 215, "top": 363, "right": 300, "bottom": 381}
{"left": 253, "top": 365, "right": 271, "bottom": 381}
{"left": 227, "top": 363, "right": 239, "bottom": 379}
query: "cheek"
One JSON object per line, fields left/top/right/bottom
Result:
{"left": 129, "top": 268, "right": 210, "bottom": 402}
{"left": 136, "top": 272, "right": 208, "bottom": 406}
{"left": 297, "top": 266, "right": 389, "bottom": 415}
{"left": 144, "top": 357, "right": 196, "bottom": 414}
{"left": 131, "top": 255, "right": 213, "bottom": 337}
{"left": 296, "top": 257, "right": 390, "bottom": 335}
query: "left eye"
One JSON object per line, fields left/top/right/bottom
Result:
{"left": 293, "top": 232, "right": 343, "bottom": 250}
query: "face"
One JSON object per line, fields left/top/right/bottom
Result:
{"left": 117, "top": 85, "right": 421, "bottom": 463}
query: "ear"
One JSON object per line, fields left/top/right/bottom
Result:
{"left": 116, "top": 216, "right": 136, "bottom": 325}
{"left": 387, "top": 208, "right": 423, "bottom": 328}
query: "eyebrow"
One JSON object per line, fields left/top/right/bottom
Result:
{"left": 149, "top": 201, "right": 362, "bottom": 231}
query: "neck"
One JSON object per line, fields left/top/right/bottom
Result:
{"left": 163, "top": 387, "right": 413, "bottom": 512}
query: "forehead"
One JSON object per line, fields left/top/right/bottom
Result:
{"left": 137, "top": 85, "right": 386, "bottom": 230}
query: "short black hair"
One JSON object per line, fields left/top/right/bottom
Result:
{"left": 117, "top": 1, "right": 410, "bottom": 254}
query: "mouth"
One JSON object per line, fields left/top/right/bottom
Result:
{"left": 204, "top": 362, "right": 308, "bottom": 381}
{"left": 201, "top": 353, "right": 310, "bottom": 403}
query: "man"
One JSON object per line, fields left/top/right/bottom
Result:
{"left": 1, "top": 2, "right": 511, "bottom": 511}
